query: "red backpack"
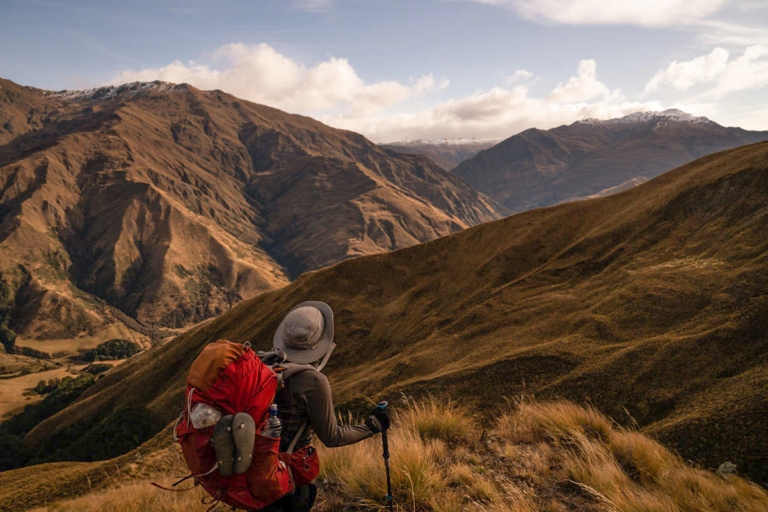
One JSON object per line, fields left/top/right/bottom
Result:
{"left": 169, "top": 339, "right": 320, "bottom": 510}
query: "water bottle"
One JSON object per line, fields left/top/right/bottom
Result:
{"left": 263, "top": 403, "right": 282, "bottom": 439}
{"left": 190, "top": 403, "right": 222, "bottom": 429}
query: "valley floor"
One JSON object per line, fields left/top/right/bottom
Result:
{"left": 0, "top": 365, "right": 77, "bottom": 418}
{"left": 18, "top": 398, "right": 768, "bottom": 512}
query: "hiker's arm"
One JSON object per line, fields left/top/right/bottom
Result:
{"left": 303, "top": 372, "right": 374, "bottom": 447}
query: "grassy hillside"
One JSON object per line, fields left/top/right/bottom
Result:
{"left": 8, "top": 141, "right": 768, "bottom": 489}
{"left": 0, "top": 78, "right": 501, "bottom": 344}
{"left": 7, "top": 399, "right": 768, "bottom": 511}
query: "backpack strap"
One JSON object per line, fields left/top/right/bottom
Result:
{"left": 257, "top": 343, "right": 337, "bottom": 454}
{"left": 286, "top": 422, "right": 307, "bottom": 455}
{"left": 315, "top": 342, "right": 336, "bottom": 372}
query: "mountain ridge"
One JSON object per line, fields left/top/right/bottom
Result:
{"left": 0, "top": 78, "right": 503, "bottom": 344}
{"left": 454, "top": 109, "right": 768, "bottom": 212}
{"left": 381, "top": 138, "right": 500, "bottom": 171}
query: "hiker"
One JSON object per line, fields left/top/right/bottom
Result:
{"left": 172, "top": 301, "right": 390, "bottom": 512}
{"left": 264, "top": 301, "right": 391, "bottom": 511}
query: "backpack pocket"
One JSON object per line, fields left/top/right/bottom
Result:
{"left": 178, "top": 427, "right": 217, "bottom": 475}
{"left": 280, "top": 445, "right": 320, "bottom": 487}
{"left": 246, "top": 433, "right": 294, "bottom": 507}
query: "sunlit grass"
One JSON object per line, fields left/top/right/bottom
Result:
{"left": 30, "top": 397, "right": 768, "bottom": 512}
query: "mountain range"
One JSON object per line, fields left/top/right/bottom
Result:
{"left": 0, "top": 79, "right": 502, "bottom": 343}
{"left": 380, "top": 138, "right": 500, "bottom": 170}
{"left": 13, "top": 141, "right": 768, "bottom": 494}
{"left": 452, "top": 109, "right": 768, "bottom": 212}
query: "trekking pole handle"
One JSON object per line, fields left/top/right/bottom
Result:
{"left": 377, "top": 401, "right": 391, "bottom": 457}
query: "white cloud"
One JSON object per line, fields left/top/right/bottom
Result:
{"left": 718, "top": 102, "right": 768, "bottom": 130}
{"left": 107, "top": 43, "right": 764, "bottom": 142}
{"left": 464, "top": 0, "right": 729, "bottom": 27}
{"left": 548, "top": 59, "right": 611, "bottom": 103}
{"left": 108, "top": 43, "right": 442, "bottom": 115}
{"left": 709, "top": 45, "right": 768, "bottom": 96}
{"left": 412, "top": 74, "right": 451, "bottom": 95}
{"left": 697, "top": 19, "right": 768, "bottom": 46}
{"left": 645, "top": 48, "right": 730, "bottom": 92}
{"left": 322, "top": 61, "right": 668, "bottom": 142}
{"left": 506, "top": 69, "right": 534, "bottom": 83}
{"left": 645, "top": 45, "right": 768, "bottom": 98}
{"left": 291, "top": 0, "right": 332, "bottom": 12}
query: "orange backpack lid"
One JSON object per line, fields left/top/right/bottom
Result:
{"left": 188, "top": 339, "right": 247, "bottom": 392}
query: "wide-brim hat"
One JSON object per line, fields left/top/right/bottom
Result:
{"left": 273, "top": 301, "right": 334, "bottom": 364}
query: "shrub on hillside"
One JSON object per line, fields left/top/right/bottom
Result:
{"left": 0, "top": 373, "right": 95, "bottom": 471}
{"left": 0, "top": 279, "right": 16, "bottom": 352}
{"left": 82, "top": 363, "right": 112, "bottom": 375}
{"left": 0, "top": 324, "right": 15, "bottom": 352}
{"left": 84, "top": 339, "right": 139, "bottom": 362}
{"left": 35, "top": 377, "right": 62, "bottom": 395}
{"left": 34, "top": 406, "right": 162, "bottom": 464}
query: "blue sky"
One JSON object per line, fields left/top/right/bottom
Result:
{"left": 2, "top": 0, "right": 767, "bottom": 141}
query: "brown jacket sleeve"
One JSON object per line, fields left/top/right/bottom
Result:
{"left": 301, "top": 371, "right": 374, "bottom": 447}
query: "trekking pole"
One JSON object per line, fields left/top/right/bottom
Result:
{"left": 377, "top": 401, "right": 394, "bottom": 512}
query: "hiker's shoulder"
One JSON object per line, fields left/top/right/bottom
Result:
{"left": 291, "top": 369, "right": 329, "bottom": 386}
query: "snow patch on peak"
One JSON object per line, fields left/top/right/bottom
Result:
{"left": 575, "top": 109, "right": 715, "bottom": 127}
{"left": 385, "top": 138, "right": 502, "bottom": 147}
{"left": 44, "top": 81, "right": 179, "bottom": 102}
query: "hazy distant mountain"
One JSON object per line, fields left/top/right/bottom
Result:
{"left": 453, "top": 109, "right": 768, "bottom": 212}
{"left": 0, "top": 78, "right": 503, "bottom": 339}
{"left": 381, "top": 138, "right": 500, "bottom": 170}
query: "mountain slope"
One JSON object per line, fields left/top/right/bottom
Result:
{"left": 381, "top": 138, "right": 500, "bottom": 170}
{"left": 454, "top": 109, "right": 768, "bottom": 212}
{"left": 22, "top": 141, "right": 768, "bottom": 483}
{"left": 0, "top": 78, "right": 502, "bottom": 340}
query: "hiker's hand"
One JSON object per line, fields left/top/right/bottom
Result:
{"left": 365, "top": 406, "right": 391, "bottom": 433}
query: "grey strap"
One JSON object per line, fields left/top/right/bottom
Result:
{"left": 315, "top": 343, "right": 336, "bottom": 373}
{"left": 172, "top": 410, "right": 185, "bottom": 442}
{"left": 270, "top": 344, "right": 334, "bottom": 454}
{"left": 286, "top": 421, "right": 307, "bottom": 455}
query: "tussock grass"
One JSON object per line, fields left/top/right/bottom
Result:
{"left": 399, "top": 395, "right": 475, "bottom": 443}
{"left": 448, "top": 464, "right": 498, "bottom": 503}
{"left": 496, "top": 399, "right": 614, "bottom": 444}
{"left": 27, "top": 398, "right": 768, "bottom": 512}
{"left": 496, "top": 398, "right": 768, "bottom": 512}
{"left": 319, "top": 424, "right": 447, "bottom": 509}
{"left": 27, "top": 477, "right": 209, "bottom": 512}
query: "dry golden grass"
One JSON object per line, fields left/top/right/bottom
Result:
{"left": 27, "top": 477, "right": 210, "bottom": 512}
{"left": 496, "top": 399, "right": 768, "bottom": 512}
{"left": 318, "top": 426, "right": 447, "bottom": 510}
{"left": 496, "top": 399, "right": 614, "bottom": 444}
{"left": 399, "top": 395, "right": 475, "bottom": 444}
{"left": 0, "top": 352, "right": 37, "bottom": 375}
{"left": 18, "top": 398, "right": 768, "bottom": 512}
{"left": 17, "top": 323, "right": 150, "bottom": 355}
{"left": 0, "top": 366, "right": 77, "bottom": 417}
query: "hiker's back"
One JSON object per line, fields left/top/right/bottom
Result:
{"left": 275, "top": 370, "right": 328, "bottom": 452}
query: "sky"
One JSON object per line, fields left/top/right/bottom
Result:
{"left": 2, "top": 0, "right": 767, "bottom": 142}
